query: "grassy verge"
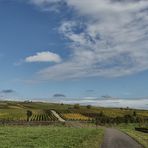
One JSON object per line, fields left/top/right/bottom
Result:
{"left": 0, "top": 126, "right": 104, "bottom": 148}
{"left": 118, "top": 124, "right": 148, "bottom": 148}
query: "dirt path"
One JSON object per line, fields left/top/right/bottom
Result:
{"left": 101, "top": 128, "right": 143, "bottom": 148}
{"left": 51, "top": 110, "right": 65, "bottom": 122}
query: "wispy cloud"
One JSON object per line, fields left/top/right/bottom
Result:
{"left": 29, "top": 0, "right": 148, "bottom": 80}
{"left": 29, "top": 0, "right": 64, "bottom": 12}
{"left": 25, "top": 51, "right": 62, "bottom": 63}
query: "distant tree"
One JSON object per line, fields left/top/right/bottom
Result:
{"left": 133, "top": 111, "right": 137, "bottom": 116}
{"left": 126, "top": 106, "right": 129, "bottom": 110}
{"left": 86, "top": 105, "right": 91, "bottom": 109}
{"left": 74, "top": 104, "right": 80, "bottom": 109}
{"left": 136, "top": 116, "right": 144, "bottom": 127}
{"left": 95, "top": 117, "right": 100, "bottom": 127}
{"left": 95, "top": 111, "right": 108, "bottom": 126}
{"left": 99, "top": 111, "right": 104, "bottom": 117}
{"left": 26, "top": 110, "right": 32, "bottom": 121}
{"left": 61, "top": 103, "right": 64, "bottom": 106}
{"left": 124, "top": 114, "right": 135, "bottom": 123}
{"left": 115, "top": 116, "right": 122, "bottom": 125}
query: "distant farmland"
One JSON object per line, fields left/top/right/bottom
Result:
{"left": 0, "top": 100, "right": 148, "bottom": 122}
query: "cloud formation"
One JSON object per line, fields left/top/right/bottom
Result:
{"left": 25, "top": 51, "right": 62, "bottom": 63}
{"left": 1, "top": 89, "right": 15, "bottom": 94}
{"left": 57, "top": 98, "right": 148, "bottom": 109}
{"left": 53, "top": 93, "right": 66, "bottom": 98}
{"left": 48, "top": 96, "right": 148, "bottom": 109}
{"left": 30, "top": 0, "right": 148, "bottom": 80}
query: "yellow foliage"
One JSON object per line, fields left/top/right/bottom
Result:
{"left": 63, "top": 113, "right": 91, "bottom": 121}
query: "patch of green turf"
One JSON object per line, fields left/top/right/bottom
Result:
{"left": 0, "top": 126, "right": 104, "bottom": 148}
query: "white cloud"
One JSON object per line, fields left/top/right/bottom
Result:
{"left": 29, "top": 0, "right": 148, "bottom": 80}
{"left": 49, "top": 97, "right": 148, "bottom": 109}
{"left": 25, "top": 51, "right": 62, "bottom": 63}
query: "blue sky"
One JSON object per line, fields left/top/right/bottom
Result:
{"left": 0, "top": 0, "right": 148, "bottom": 109}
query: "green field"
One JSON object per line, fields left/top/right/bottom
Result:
{"left": 118, "top": 124, "right": 148, "bottom": 148}
{"left": 0, "top": 126, "right": 104, "bottom": 148}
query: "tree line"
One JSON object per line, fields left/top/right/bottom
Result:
{"left": 94, "top": 111, "right": 147, "bottom": 126}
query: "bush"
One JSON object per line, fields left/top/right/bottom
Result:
{"left": 86, "top": 105, "right": 91, "bottom": 109}
{"left": 74, "top": 104, "right": 80, "bottom": 109}
{"left": 26, "top": 110, "right": 32, "bottom": 121}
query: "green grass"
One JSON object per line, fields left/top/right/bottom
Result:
{"left": 0, "top": 126, "right": 104, "bottom": 148}
{"left": 118, "top": 124, "right": 148, "bottom": 148}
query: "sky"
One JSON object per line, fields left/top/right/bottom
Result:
{"left": 0, "top": 0, "right": 148, "bottom": 109}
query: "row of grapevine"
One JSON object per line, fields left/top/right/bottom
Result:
{"left": 0, "top": 109, "right": 27, "bottom": 121}
{"left": 62, "top": 113, "right": 92, "bottom": 121}
{"left": 81, "top": 113, "right": 101, "bottom": 118}
{"left": 29, "top": 110, "right": 58, "bottom": 121}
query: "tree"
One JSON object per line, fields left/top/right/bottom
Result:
{"left": 95, "top": 117, "right": 100, "bottom": 127}
{"left": 26, "top": 110, "right": 32, "bottom": 121}
{"left": 86, "top": 105, "right": 91, "bottom": 109}
{"left": 74, "top": 104, "right": 80, "bottom": 109}
{"left": 99, "top": 111, "right": 104, "bottom": 117}
{"left": 133, "top": 111, "right": 137, "bottom": 116}
{"left": 136, "top": 116, "right": 144, "bottom": 127}
{"left": 124, "top": 114, "right": 135, "bottom": 123}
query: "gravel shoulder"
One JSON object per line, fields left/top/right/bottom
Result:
{"left": 101, "top": 128, "right": 143, "bottom": 148}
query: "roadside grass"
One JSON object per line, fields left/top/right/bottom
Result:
{"left": 0, "top": 126, "right": 104, "bottom": 148}
{"left": 118, "top": 124, "right": 148, "bottom": 148}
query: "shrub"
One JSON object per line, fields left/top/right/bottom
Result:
{"left": 86, "top": 105, "right": 91, "bottom": 109}
{"left": 74, "top": 104, "right": 80, "bottom": 109}
{"left": 26, "top": 110, "right": 32, "bottom": 121}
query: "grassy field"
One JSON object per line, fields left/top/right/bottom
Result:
{"left": 0, "top": 126, "right": 104, "bottom": 148}
{"left": 118, "top": 124, "right": 148, "bottom": 148}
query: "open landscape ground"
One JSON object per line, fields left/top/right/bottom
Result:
{"left": 0, "top": 101, "right": 147, "bottom": 148}
{"left": 0, "top": 126, "right": 104, "bottom": 148}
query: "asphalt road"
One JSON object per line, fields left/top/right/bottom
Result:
{"left": 101, "top": 128, "right": 143, "bottom": 148}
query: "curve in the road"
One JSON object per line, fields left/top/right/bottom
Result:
{"left": 101, "top": 128, "right": 143, "bottom": 148}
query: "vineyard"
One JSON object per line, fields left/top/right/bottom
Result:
{"left": 62, "top": 113, "right": 92, "bottom": 121}
{"left": 0, "top": 109, "right": 58, "bottom": 122}
{"left": 29, "top": 110, "right": 58, "bottom": 121}
{"left": 0, "top": 109, "right": 27, "bottom": 121}
{"left": 0, "top": 101, "right": 148, "bottom": 123}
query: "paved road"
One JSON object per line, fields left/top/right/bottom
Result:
{"left": 51, "top": 110, "right": 65, "bottom": 122}
{"left": 101, "top": 128, "right": 143, "bottom": 148}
